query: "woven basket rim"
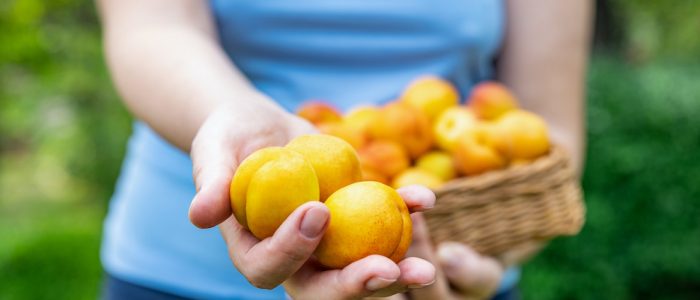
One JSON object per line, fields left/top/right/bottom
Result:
{"left": 434, "top": 145, "right": 570, "bottom": 196}
{"left": 423, "top": 144, "right": 585, "bottom": 256}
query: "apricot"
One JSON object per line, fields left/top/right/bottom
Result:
{"left": 368, "top": 102, "right": 433, "bottom": 159}
{"left": 401, "top": 76, "right": 459, "bottom": 122}
{"left": 297, "top": 101, "right": 342, "bottom": 125}
{"left": 452, "top": 132, "right": 506, "bottom": 176}
{"left": 358, "top": 140, "right": 410, "bottom": 178}
{"left": 230, "top": 147, "right": 320, "bottom": 239}
{"left": 317, "top": 122, "right": 367, "bottom": 150}
{"left": 315, "top": 182, "right": 411, "bottom": 268}
{"left": 468, "top": 81, "right": 518, "bottom": 120}
{"left": 344, "top": 105, "right": 380, "bottom": 134}
{"left": 433, "top": 107, "right": 479, "bottom": 152}
{"left": 490, "top": 110, "right": 550, "bottom": 160}
{"left": 415, "top": 151, "right": 456, "bottom": 181}
{"left": 392, "top": 168, "right": 444, "bottom": 190}
{"left": 360, "top": 165, "right": 390, "bottom": 185}
{"left": 286, "top": 134, "right": 362, "bottom": 200}
{"left": 510, "top": 158, "right": 533, "bottom": 167}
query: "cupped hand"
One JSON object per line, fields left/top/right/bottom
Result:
{"left": 374, "top": 214, "right": 504, "bottom": 300}
{"left": 277, "top": 186, "right": 436, "bottom": 299}
{"left": 187, "top": 101, "right": 436, "bottom": 299}
{"left": 188, "top": 100, "right": 316, "bottom": 228}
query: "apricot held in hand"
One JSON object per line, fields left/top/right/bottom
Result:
{"left": 314, "top": 181, "right": 412, "bottom": 268}
{"left": 286, "top": 134, "right": 362, "bottom": 200}
{"left": 230, "top": 147, "right": 320, "bottom": 239}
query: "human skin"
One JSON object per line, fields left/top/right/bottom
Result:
{"left": 98, "top": 0, "right": 590, "bottom": 298}
{"left": 98, "top": 0, "right": 436, "bottom": 298}
{"left": 379, "top": 0, "right": 593, "bottom": 299}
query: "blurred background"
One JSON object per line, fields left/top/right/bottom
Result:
{"left": 1, "top": 0, "right": 699, "bottom": 299}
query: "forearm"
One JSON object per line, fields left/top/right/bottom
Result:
{"left": 497, "top": 0, "right": 594, "bottom": 174}
{"left": 99, "top": 0, "right": 282, "bottom": 151}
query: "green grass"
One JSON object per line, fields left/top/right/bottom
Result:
{"left": 2, "top": 1, "right": 700, "bottom": 299}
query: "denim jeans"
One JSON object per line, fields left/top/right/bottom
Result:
{"left": 101, "top": 273, "right": 520, "bottom": 300}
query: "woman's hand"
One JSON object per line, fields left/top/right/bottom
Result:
{"left": 281, "top": 186, "right": 436, "bottom": 299}
{"left": 188, "top": 98, "right": 315, "bottom": 228}
{"left": 187, "top": 100, "right": 436, "bottom": 298}
{"left": 374, "top": 214, "right": 547, "bottom": 300}
{"left": 373, "top": 214, "right": 504, "bottom": 300}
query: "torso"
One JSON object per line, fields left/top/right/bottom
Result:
{"left": 102, "top": 1, "right": 505, "bottom": 298}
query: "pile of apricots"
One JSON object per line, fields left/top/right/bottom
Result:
{"left": 297, "top": 76, "right": 551, "bottom": 190}
{"left": 228, "top": 76, "right": 550, "bottom": 269}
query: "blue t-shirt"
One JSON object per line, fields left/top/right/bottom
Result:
{"left": 101, "top": 1, "right": 518, "bottom": 299}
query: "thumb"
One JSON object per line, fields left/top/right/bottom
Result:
{"left": 188, "top": 131, "right": 237, "bottom": 228}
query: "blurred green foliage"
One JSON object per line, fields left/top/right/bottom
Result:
{"left": 599, "top": 0, "right": 700, "bottom": 62}
{"left": 1, "top": 0, "right": 699, "bottom": 299}
{"left": 1, "top": 1, "right": 129, "bottom": 299}
{"left": 521, "top": 57, "right": 700, "bottom": 300}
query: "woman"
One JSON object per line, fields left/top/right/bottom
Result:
{"left": 98, "top": 0, "right": 591, "bottom": 299}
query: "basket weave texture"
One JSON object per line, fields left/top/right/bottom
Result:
{"left": 424, "top": 146, "right": 585, "bottom": 257}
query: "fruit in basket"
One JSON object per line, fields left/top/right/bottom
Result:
{"left": 401, "top": 76, "right": 459, "bottom": 122}
{"left": 392, "top": 168, "right": 444, "bottom": 189}
{"left": 297, "top": 101, "right": 342, "bottom": 125}
{"left": 487, "top": 110, "right": 550, "bottom": 160}
{"left": 453, "top": 131, "right": 506, "bottom": 176}
{"left": 358, "top": 140, "right": 410, "bottom": 178}
{"left": 368, "top": 102, "right": 433, "bottom": 158}
{"left": 510, "top": 158, "right": 533, "bottom": 166}
{"left": 360, "top": 165, "right": 390, "bottom": 185}
{"left": 344, "top": 105, "right": 380, "bottom": 134}
{"left": 317, "top": 122, "right": 367, "bottom": 150}
{"left": 468, "top": 81, "right": 518, "bottom": 120}
{"left": 230, "top": 147, "right": 320, "bottom": 239}
{"left": 415, "top": 151, "right": 456, "bottom": 181}
{"left": 315, "top": 181, "right": 412, "bottom": 268}
{"left": 286, "top": 134, "right": 362, "bottom": 200}
{"left": 433, "top": 107, "right": 479, "bottom": 152}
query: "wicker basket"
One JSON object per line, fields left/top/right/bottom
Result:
{"left": 423, "top": 145, "right": 585, "bottom": 258}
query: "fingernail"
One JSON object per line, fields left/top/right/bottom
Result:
{"left": 365, "top": 277, "right": 396, "bottom": 291}
{"left": 300, "top": 206, "right": 329, "bottom": 238}
{"left": 408, "top": 279, "right": 436, "bottom": 289}
{"left": 437, "top": 244, "right": 462, "bottom": 270}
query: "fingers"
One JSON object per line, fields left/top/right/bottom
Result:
{"left": 405, "top": 213, "right": 451, "bottom": 299}
{"left": 370, "top": 257, "right": 436, "bottom": 297}
{"left": 396, "top": 257, "right": 436, "bottom": 289}
{"left": 436, "top": 242, "right": 503, "bottom": 299}
{"left": 396, "top": 185, "right": 436, "bottom": 213}
{"left": 499, "top": 240, "right": 546, "bottom": 267}
{"left": 285, "top": 255, "right": 401, "bottom": 300}
{"left": 365, "top": 295, "right": 406, "bottom": 300}
{"left": 220, "top": 202, "right": 330, "bottom": 289}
